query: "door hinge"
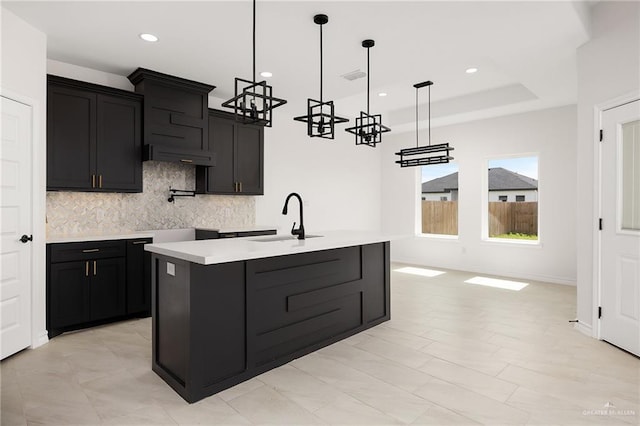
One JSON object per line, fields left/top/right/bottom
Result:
{"left": 599, "top": 218, "right": 603, "bottom": 230}
{"left": 598, "top": 306, "right": 602, "bottom": 319}
{"left": 599, "top": 129, "right": 603, "bottom": 142}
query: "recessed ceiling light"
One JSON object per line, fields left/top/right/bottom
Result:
{"left": 465, "top": 67, "right": 478, "bottom": 74}
{"left": 139, "top": 33, "right": 158, "bottom": 42}
{"left": 260, "top": 71, "right": 273, "bottom": 78}
{"left": 378, "top": 92, "right": 388, "bottom": 97}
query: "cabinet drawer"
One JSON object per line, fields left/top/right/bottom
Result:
{"left": 49, "top": 240, "right": 126, "bottom": 263}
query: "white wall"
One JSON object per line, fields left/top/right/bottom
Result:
{"left": 382, "top": 105, "right": 577, "bottom": 285}
{"left": 0, "top": 7, "right": 48, "bottom": 347}
{"left": 255, "top": 100, "right": 382, "bottom": 233}
{"left": 576, "top": 1, "right": 640, "bottom": 331}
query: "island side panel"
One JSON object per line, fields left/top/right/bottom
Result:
{"left": 151, "top": 254, "right": 190, "bottom": 399}
{"left": 190, "top": 261, "right": 246, "bottom": 397}
{"left": 362, "top": 242, "right": 391, "bottom": 325}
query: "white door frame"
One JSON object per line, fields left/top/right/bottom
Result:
{"left": 0, "top": 86, "right": 48, "bottom": 349}
{"left": 593, "top": 90, "right": 640, "bottom": 339}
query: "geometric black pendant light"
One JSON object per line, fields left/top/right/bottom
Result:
{"left": 345, "top": 39, "right": 391, "bottom": 147}
{"left": 293, "top": 14, "right": 349, "bottom": 139}
{"left": 395, "top": 81, "right": 454, "bottom": 167}
{"left": 221, "top": 0, "right": 287, "bottom": 127}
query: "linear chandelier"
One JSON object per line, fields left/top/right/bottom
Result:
{"left": 395, "top": 81, "right": 454, "bottom": 167}
{"left": 221, "top": 0, "right": 286, "bottom": 127}
{"left": 345, "top": 39, "right": 390, "bottom": 147}
{"left": 293, "top": 14, "right": 349, "bottom": 139}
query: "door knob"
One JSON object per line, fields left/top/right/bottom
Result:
{"left": 20, "top": 234, "right": 33, "bottom": 243}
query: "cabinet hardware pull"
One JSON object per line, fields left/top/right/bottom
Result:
{"left": 82, "top": 249, "right": 100, "bottom": 253}
{"left": 234, "top": 182, "right": 238, "bottom": 192}
{"left": 132, "top": 240, "right": 148, "bottom": 245}
{"left": 91, "top": 175, "right": 96, "bottom": 188}
{"left": 180, "top": 159, "right": 193, "bottom": 163}
{"left": 85, "top": 261, "right": 89, "bottom": 277}
{"left": 99, "top": 175, "right": 103, "bottom": 188}
{"left": 93, "top": 261, "right": 97, "bottom": 276}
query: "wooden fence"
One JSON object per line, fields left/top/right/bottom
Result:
{"left": 421, "top": 201, "right": 538, "bottom": 236}
{"left": 421, "top": 201, "right": 458, "bottom": 235}
{"left": 488, "top": 201, "right": 538, "bottom": 236}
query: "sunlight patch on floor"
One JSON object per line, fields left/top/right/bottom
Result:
{"left": 394, "top": 266, "right": 446, "bottom": 277}
{"left": 464, "top": 276, "right": 529, "bottom": 291}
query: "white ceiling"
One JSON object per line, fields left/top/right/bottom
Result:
{"left": 4, "top": 0, "right": 592, "bottom": 131}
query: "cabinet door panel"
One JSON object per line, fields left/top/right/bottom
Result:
{"left": 90, "top": 258, "right": 126, "bottom": 321}
{"left": 206, "top": 115, "right": 236, "bottom": 193}
{"left": 236, "top": 125, "right": 264, "bottom": 195}
{"left": 126, "top": 239, "right": 152, "bottom": 315}
{"left": 49, "top": 261, "right": 90, "bottom": 328}
{"left": 96, "top": 95, "right": 142, "bottom": 192}
{"left": 47, "top": 85, "right": 96, "bottom": 190}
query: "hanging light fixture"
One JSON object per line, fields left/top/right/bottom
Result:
{"left": 221, "top": 0, "right": 286, "bottom": 127}
{"left": 395, "top": 81, "right": 454, "bottom": 167}
{"left": 293, "top": 14, "right": 349, "bottom": 139}
{"left": 345, "top": 39, "right": 390, "bottom": 147}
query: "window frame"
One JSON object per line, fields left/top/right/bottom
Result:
{"left": 482, "top": 153, "right": 541, "bottom": 245}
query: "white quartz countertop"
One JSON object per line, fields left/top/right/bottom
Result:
{"left": 144, "top": 231, "right": 393, "bottom": 265}
{"left": 47, "top": 231, "right": 155, "bottom": 244}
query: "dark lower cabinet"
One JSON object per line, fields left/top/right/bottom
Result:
{"left": 151, "top": 241, "right": 390, "bottom": 403}
{"left": 49, "top": 261, "right": 91, "bottom": 328}
{"left": 126, "top": 238, "right": 153, "bottom": 315}
{"left": 47, "top": 237, "right": 152, "bottom": 338}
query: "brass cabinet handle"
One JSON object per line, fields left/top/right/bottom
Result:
{"left": 91, "top": 175, "right": 96, "bottom": 188}
{"left": 234, "top": 182, "right": 238, "bottom": 192}
{"left": 180, "top": 159, "right": 193, "bottom": 163}
{"left": 99, "top": 175, "right": 103, "bottom": 188}
{"left": 85, "top": 261, "right": 89, "bottom": 277}
{"left": 82, "top": 249, "right": 99, "bottom": 253}
{"left": 93, "top": 260, "right": 97, "bottom": 276}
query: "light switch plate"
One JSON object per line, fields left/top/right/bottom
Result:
{"left": 166, "top": 262, "right": 175, "bottom": 276}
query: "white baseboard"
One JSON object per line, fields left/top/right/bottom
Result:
{"left": 573, "top": 321, "right": 593, "bottom": 337}
{"left": 391, "top": 255, "right": 576, "bottom": 286}
{"left": 31, "top": 331, "right": 49, "bottom": 349}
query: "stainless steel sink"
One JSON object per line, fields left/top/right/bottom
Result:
{"left": 250, "top": 235, "right": 323, "bottom": 242}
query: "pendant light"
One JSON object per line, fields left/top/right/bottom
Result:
{"left": 345, "top": 39, "right": 390, "bottom": 147}
{"left": 293, "top": 14, "right": 349, "bottom": 139}
{"left": 395, "top": 81, "right": 454, "bottom": 167}
{"left": 221, "top": 0, "right": 286, "bottom": 127}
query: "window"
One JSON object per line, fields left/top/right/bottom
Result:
{"left": 487, "top": 156, "right": 538, "bottom": 241}
{"left": 421, "top": 163, "right": 458, "bottom": 236}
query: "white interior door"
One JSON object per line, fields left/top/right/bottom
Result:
{"left": 1, "top": 96, "right": 33, "bottom": 359}
{"left": 600, "top": 99, "right": 640, "bottom": 356}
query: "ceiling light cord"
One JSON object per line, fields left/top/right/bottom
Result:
{"left": 428, "top": 83, "right": 431, "bottom": 146}
{"left": 366, "top": 46, "right": 370, "bottom": 115}
{"left": 252, "top": 0, "right": 256, "bottom": 83}
{"left": 320, "top": 22, "right": 323, "bottom": 102}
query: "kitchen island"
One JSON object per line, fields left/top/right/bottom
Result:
{"left": 145, "top": 231, "right": 390, "bottom": 403}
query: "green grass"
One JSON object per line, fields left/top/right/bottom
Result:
{"left": 491, "top": 232, "right": 538, "bottom": 240}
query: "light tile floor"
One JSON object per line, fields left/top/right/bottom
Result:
{"left": 2, "top": 264, "right": 638, "bottom": 425}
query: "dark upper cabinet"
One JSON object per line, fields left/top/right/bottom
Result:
{"left": 196, "top": 110, "right": 264, "bottom": 195}
{"left": 47, "top": 75, "right": 142, "bottom": 192}
{"left": 126, "top": 238, "right": 153, "bottom": 316}
{"left": 127, "top": 68, "right": 216, "bottom": 166}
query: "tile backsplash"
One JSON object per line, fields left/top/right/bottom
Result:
{"left": 46, "top": 162, "right": 255, "bottom": 235}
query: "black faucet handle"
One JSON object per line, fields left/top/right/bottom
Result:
{"left": 291, "top": 222, "right": 299, "bottom": 235}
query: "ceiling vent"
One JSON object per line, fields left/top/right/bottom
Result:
{"left": 341, "top": 69, "right": 367, "bottom": 81}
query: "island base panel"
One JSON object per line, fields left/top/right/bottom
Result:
{"left": 151, "top": 241, "right": 390, "bottom": 403}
